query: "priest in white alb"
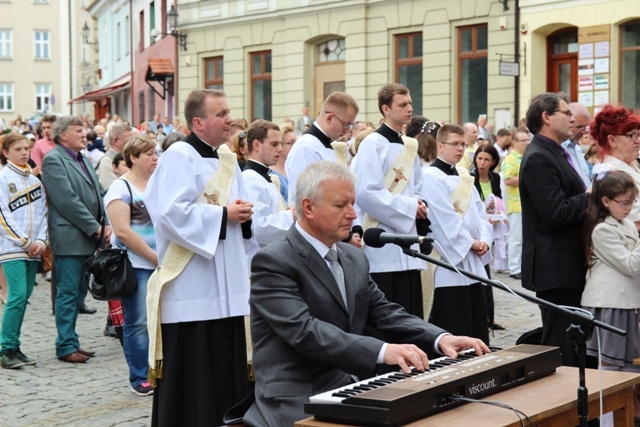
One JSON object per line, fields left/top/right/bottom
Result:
{"left": 145, "top": 89, "right": 257, "bottom": 427}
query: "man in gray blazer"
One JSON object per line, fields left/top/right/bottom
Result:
{"left": 42, "top": 116, "right": 110, "bottom": 363}
{"left": 243, "top": 161, "right": 489, "bottom": 427}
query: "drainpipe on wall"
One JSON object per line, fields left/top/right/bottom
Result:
{"left": 514, "top": 0, "right": 520, "bottom": 126}
{"left": 130, "top": 0, "right": 134, "bottom": 122}
{"left": 69, "top": 0, "right": 74, "bottom": 115}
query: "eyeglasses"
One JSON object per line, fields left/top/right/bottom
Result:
{"left": 610, "top": 198, "right": 639, "bottom": 208}
{"left": 571, "top": 124, "right": 589, "bottom": 132}
{"left": 326, "top": 111, "right": 354, "bottom": 130}
{"left": 513, "top": 138, "right": 530, "bottom": 143}
{"left": 553, "top": 109, "right": 573, "bottom": 117}
{"left": 618, "top": 132, "right": 640, "bottom": 141}
{"left": 441, "top": 141, "right": 468, "bottom": 149}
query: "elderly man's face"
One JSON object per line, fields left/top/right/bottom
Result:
{"left": 464, "top": 124, "right": 478, "bottom": 144}
{"left": 304, "top": 179, "right": 357, "bottom": 247}
{"left": 60, "top": 125, "right": 86, "bottom": 153}
{"left": 93, "top": 125, "right": 105, "bottom": 139}
{"left": 570, "top": 113, "right": 590, "bottom": 144}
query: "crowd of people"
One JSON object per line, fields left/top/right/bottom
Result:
{"left": 0, "top": 85, "right": 639, "bottom": 426}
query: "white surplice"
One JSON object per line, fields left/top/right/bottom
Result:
{"left": 145, "top": 141, "right": 257, "bottom": 324}
{"left": 242, "top": 167, "right": 294, "bottom": 248}
{"left": 350, "top": 131, "right": 427, "bottom": 273}
{"left": 285, "top": 125, "right": 336, "bottom": 206}
{"left": 422, "top": 167, "right": 493, "bottom": 287}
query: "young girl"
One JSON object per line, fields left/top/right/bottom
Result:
{"left": 0, "top": 133, "right": 48, "bottom": 369}
{"left": 582, "top": 166, "right": 640, "bottom": 417}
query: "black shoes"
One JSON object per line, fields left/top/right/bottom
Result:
{"left": 79, "top": 303, "right": 97, "bottom": 314}
{"left": 509, "top": 273, "right": 522, "bottom": 280}
{"left": 1, "top": 349, "right": 36, "bottom": 369}
{"left": 103, "top": 325, "right": 117, "bottom": 338}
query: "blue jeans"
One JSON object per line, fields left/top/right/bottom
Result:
{"left": 54, "top": 255, "right": 90, "bottom": 358}
{"left": 121, "top": 267, "right": 151, "bottom": 387}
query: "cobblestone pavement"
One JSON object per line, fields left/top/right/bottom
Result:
{"left": 0, "top": 271, "right": 541, "bottom": 426}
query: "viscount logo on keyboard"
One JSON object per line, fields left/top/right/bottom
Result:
{"left": 467, "top": 377, "right": 497, "bottom": 396}
{"left": 306, "top": 344, "right": 561, "bottom": 427}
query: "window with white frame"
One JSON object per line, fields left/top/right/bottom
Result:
{"left": 34, "top": 31, "right": 50, "bottom": 59}
{"left": 117, "top": 22, "right": 121, "bottom": 60}
{"left": 0, "top": 30, "right": 12, "bottom": 58}
{"left": 35, "top": 83, "right": 51, "bottom": 112}
{"left": 125, "top": 15, "right": 130, "bottom": 55}
{"left": 0, "top": 83, "right": 13, "bottom": 111}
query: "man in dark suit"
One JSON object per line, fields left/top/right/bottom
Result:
{"left": 519, "top": 92, "right": 589, "bottom": 367}
{"left": 243, "top": 161, "right": 489, "bottom": 427}
{"left": 42, "top": 116, "right": 110, "bottom": 363}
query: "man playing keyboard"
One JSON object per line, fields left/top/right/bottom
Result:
{"left": 242, "top": 161, "right": 489, "bottom": 427}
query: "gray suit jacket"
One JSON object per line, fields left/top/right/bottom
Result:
{"left": 42, "top": 145, "right": 105, "bottom": 256}
{"left": 296, "top": 115, "right": 310, "bottom": 133}
{"left": 243, "top": 226, "right": 446, "bottom": 427}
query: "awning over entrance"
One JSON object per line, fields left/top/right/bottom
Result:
{"left": 68, "top": 73, "right": 131, "bottom": 104}
{"left": 146, "top": 58, "right": 175, "bottom": 100}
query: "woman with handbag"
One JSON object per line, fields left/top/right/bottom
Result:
{"left": 104, "top": 134, "right": 158, "bottom": 396}
{"left": 0, "top": 133, "right": 48, "bottom": 369}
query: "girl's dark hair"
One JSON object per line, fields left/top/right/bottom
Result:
{"left": 583, "top": 169, "right": 638, "bottom": 268}
{"left": 112, "top": 152, "right": 126, "bottom": 168}
{"left": 0, "top": 133, "right": 27, "bottom": 165}
{"left": 406, "top": 116, "right": 440, "bottom": 163}
{"left": 472, "top": 145, "right": 500, "bottom": 200}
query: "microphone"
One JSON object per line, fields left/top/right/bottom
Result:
{"left": 363, "top": 228, "right": 433, "bottom": 248}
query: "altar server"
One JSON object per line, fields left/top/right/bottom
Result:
{"left": 242, "top": 120, "right": 295, "bottom": 248}
{"left": 423, "top": 124, "right": 493, "bottom": 344}
{"left": 350, "top": 83, "right": 428, "bottom": 317}
{"left": 285, "top": 92, "right": 358, "bottom": 205}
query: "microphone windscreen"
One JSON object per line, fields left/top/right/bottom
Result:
{"left": 363, "top": 228, "right": 386, "bottom": 248}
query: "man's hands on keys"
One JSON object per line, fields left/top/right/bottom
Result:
{"left": 438, "top": 335, "right": 491, "bottom": 359}
{"left": 384, "top": 336, "right": 490, "bottom": 374}
{"left": 227, "top": 199, "right": 253, "bottom": 223}
{"left": 384, "top": 344, "right": 429, "bottom": 373}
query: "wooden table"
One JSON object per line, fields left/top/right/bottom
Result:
{"left": 295, "top": 367, "right": 640, "bottom": 426}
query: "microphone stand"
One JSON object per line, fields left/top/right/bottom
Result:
{"left": 401, "top": 245, "right": 625, "bottom": 427}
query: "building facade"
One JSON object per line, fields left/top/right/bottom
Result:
{"left": 0, "top": 0, "right": 94, "bottom": 125}
{"left": 78, "top": 0, "right": 178, "bottom": 125}
{"left": 519, "top": 0, "right": 640, "bottom": 117}
{"left": 176, "top": 0, "right": 519, "bottom": 127}
{"left": 174, "top": 0, "right": 640, "bottom": 128}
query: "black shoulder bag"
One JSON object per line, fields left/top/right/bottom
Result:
{"left": 84, "top": 179, "right": 138, "bottom": 301}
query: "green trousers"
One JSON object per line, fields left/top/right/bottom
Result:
{"left": 0, "top": 259, "right": 38, "bottom": 352}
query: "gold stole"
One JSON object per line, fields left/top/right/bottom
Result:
{"left": 362, "top": 136, "right": 419, "bottom": 231}
{"left": 269, "top": 173, "right": 287, "bottom": 212}
{"left": 147, "top": 144, "right": 237, "bottom": 385}
{"left": 331, "top": 141, "right": 348, "bottom": 167}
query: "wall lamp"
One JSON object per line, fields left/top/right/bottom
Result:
{"left": 150, "top": 5, "right": 188, "bottom": 51}
{"left": 82, "top": 22, "right": 99, "bottom": 51}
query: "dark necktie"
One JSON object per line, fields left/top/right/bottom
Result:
{"left": 562, "top": 148, "right": 586, "bottom": 189}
